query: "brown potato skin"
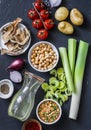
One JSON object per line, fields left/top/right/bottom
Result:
{"left": 55, "top": 7, "right": 69, "bottom": 21}
{"left": 70, "top": 8, "right": 84, "bottom": 26}
{"left": 58, "top": 21, "right": 74, "bottom": 35}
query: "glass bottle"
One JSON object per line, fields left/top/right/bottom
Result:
{"left": 8, "top": 71, "right": 45, "bottom": 121}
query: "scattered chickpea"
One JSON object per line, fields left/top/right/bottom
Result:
{"left": 30, "top": 43, "right": 57, "bottom": 70}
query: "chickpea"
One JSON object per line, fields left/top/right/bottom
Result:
{"left": 31, "top": 58, "right": 35, "bottom": 63}
{"left": 41, "top": 62, "right": 45, "bottom": 66}
{"left": 54, "top": 57, "right": 57, "bottom": 60}
{"left": 39, "top": 64, "right": 42, "bottom": 67}
{"left": 45, "top": 52, "right": 48, "bottom": 56}
{"left": 44, "top": 67, "right": 47, "bottom": 70}
{"left": 35, "top": 56, "right": 38, "bottom": 60}
{"left": 37, "top": 53, "right": 40, "bottom": 56}
{"left": 32, "top": 62, "right": 35, "bottom": 66}
{"left": 47, "top": 65, "right": 52, "bottom": 69}
{"left": 36, "top": 46, "right": 39, "bottom": 50}
{"left": 47, "top": 45, "right": 51, "bottom": 49}
{"left": 31, "top": 55, "right": 34, "bottom": 59}
{"left": 34, "top": 65, "right": 38, "bottom": 68}
{"left": 45, "top": 55, "right": 48, "bottom": 59}
{"left": 51, "top": 56, "right": 55, "bottom": 60}
{"left": 35, "top": 61, "right": 39, "bottom": 65}
{"left": 49, "top": 52, "right": 53, "bottom": 56}
{"left": 32, "top": 54, "right": 35, "bottom": 58}
{"left": 39, "top": 60, "right": 42, "bottom": 64}
{"left": 46, "top": 62, "right": 50, "bottom": 66}
{"left": 49, "top": 48, "right": 53, "bottom": 52}
{"left": 42, "top": 53, "right": 45, "bottom": 57}
{"left": 40, "top": 68, "right": 44, "bottom": 70}
{"left": 46, "top": 58, "right": 50, "bottom": 62}
{"left": 52, "top": 60, "right": 56, "bottom": 64}
{"left": 49, "top": 59, "right": 52, "bottom": 63}
{"left": 32, "top": 50, "right": 35, "bottom": 54}
{"left": 44, "top": 64, "right": 47, "bottom": 68}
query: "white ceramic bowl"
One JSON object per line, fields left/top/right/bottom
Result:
{"left": 36, "top": 99, "right": 62, "bottom": 125}
{"left": 0, "top": 22, "right": 31, "bottom": 56}
{"left": 28, "top": 41, "right": 59, "bottom": 72}
{"left": 0, "top": 79, "right": 14, "bottom": 99}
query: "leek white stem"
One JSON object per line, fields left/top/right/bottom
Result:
{"left": 69, "top": 40, "right": 89, "bottom": 120}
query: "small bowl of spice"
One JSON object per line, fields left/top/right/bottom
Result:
{"left": 28, "top": 41, "right": 59, "bottom": 72}
{"left": 0, "top": 79, "right": 14, "bottom": 99}
{"left": 36, "top": 99, "right": 62, "bottom": 125}
{"left": 22, "top": 119, "right": 42, "bottom": 130}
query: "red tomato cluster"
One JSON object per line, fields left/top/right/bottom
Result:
{"left": 28, "top": 0, "right": 54, "bottom": 40}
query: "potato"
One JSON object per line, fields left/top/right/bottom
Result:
{"left": 58, "top": 21, "right": 74, "bottom": 35}
{"left": 55, "top": 7, "right": 69, "bottom": 21}
{"left": 70, "top": 8, "right": 84, "bottom": 26}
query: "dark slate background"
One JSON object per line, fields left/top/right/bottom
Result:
{"left": 0, "top": 0, "right": 91, "bottom": 130}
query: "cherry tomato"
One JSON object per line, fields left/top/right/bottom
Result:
{"left": 40, "top": 10, "right": 49, "bottom": 20}
{"left": 32, "top": 19, "right": 43, "bottom": 29}
{"left": 34, "top": 1, "right": 45, "bottom": 11}
{"left": 44, "top": 19, "right": 54, "bottom": 30}
{"left": 28, "top": 9, "right": 39, "bottom": 20}
{"left": 37, "top": 29, "right": 48, "bottom": 40}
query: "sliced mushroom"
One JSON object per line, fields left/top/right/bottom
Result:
{"left": 10, "top": 28, "right": 30, "bottom": 45}
{"left": 2, "top": 24, "right": 14, "bottom": 42}
{"left": 5, "top": 41, "right": 16, "bottom": 51}
{"left": 12, "top": 18, "right": 22, "bottom": 35}
{"left": 2, "top": 18, "right": 22, "bottom": 43}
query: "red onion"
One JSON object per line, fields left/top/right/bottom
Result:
{"left": 7, "top": 58, "right": 25, "bottom": 70}
{"left": 49, "top": 0, "right": 62, "bottom": 7}
{"left": 10, "top": 71, "right": 22, "bottom": 83}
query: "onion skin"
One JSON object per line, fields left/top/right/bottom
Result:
{"left": 49, "top": 0, "right": 62, "bottom": 7}
{"left": 7, "top": 59, "right": 25, "bottom": 70}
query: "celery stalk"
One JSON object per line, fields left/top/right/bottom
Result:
{"left": 59, "top": 47, "right": 75, "bottom": 92}
{"left": 69, "top": 40, "right": 89, "bottom": 120}
{"left": 68, "top": 38, "right": 77, "bottom": 77}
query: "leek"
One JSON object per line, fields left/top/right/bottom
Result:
{"left": 59, "top": 47, "right": 75, "bottom": 92}
{"left": 69, "top": 40, "right": 89, "bottom": 120}
{"left": 68, "top": 38, "right": 77, "bottom": 78}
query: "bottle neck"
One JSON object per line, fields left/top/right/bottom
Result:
{"left": 22, "top": 72, "right": 43, "bottom": 93}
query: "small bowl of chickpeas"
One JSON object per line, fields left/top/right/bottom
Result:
{"left": 28, "top": 41, "right": 59, "bottom": 72}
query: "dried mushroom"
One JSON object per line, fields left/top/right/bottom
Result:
{"left": 12, "top": 18, "right": 22, "bottom": 35}
{"left": 1, "top": 41, "right": 22, "bottom": 55}
{"left": 10, "top": 28, "right": 30, "bottom": 46}
{"left": 0, "top": 18, "right": 30, "bottom": 55}
{"left": 2, "top": 24, "right": 14, "bottom": 42}
{"left": 2, "top": 18, "right": 22, "bottom": 42}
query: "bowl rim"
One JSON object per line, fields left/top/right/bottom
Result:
{"left": 36, "top": 99, "right": 62, "bottom": 125}
{"left": 0, "top": 22, "right": 31, "bottom": 56}
{"left": 22, "top": 119, "right": 42, "bottom": 130}
{"left": 28, "top": 41, "right": 59, "bottom": 72}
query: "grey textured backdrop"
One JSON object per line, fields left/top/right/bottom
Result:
{"left": 0, "top": 0, "right": 91, "bottom": 130}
